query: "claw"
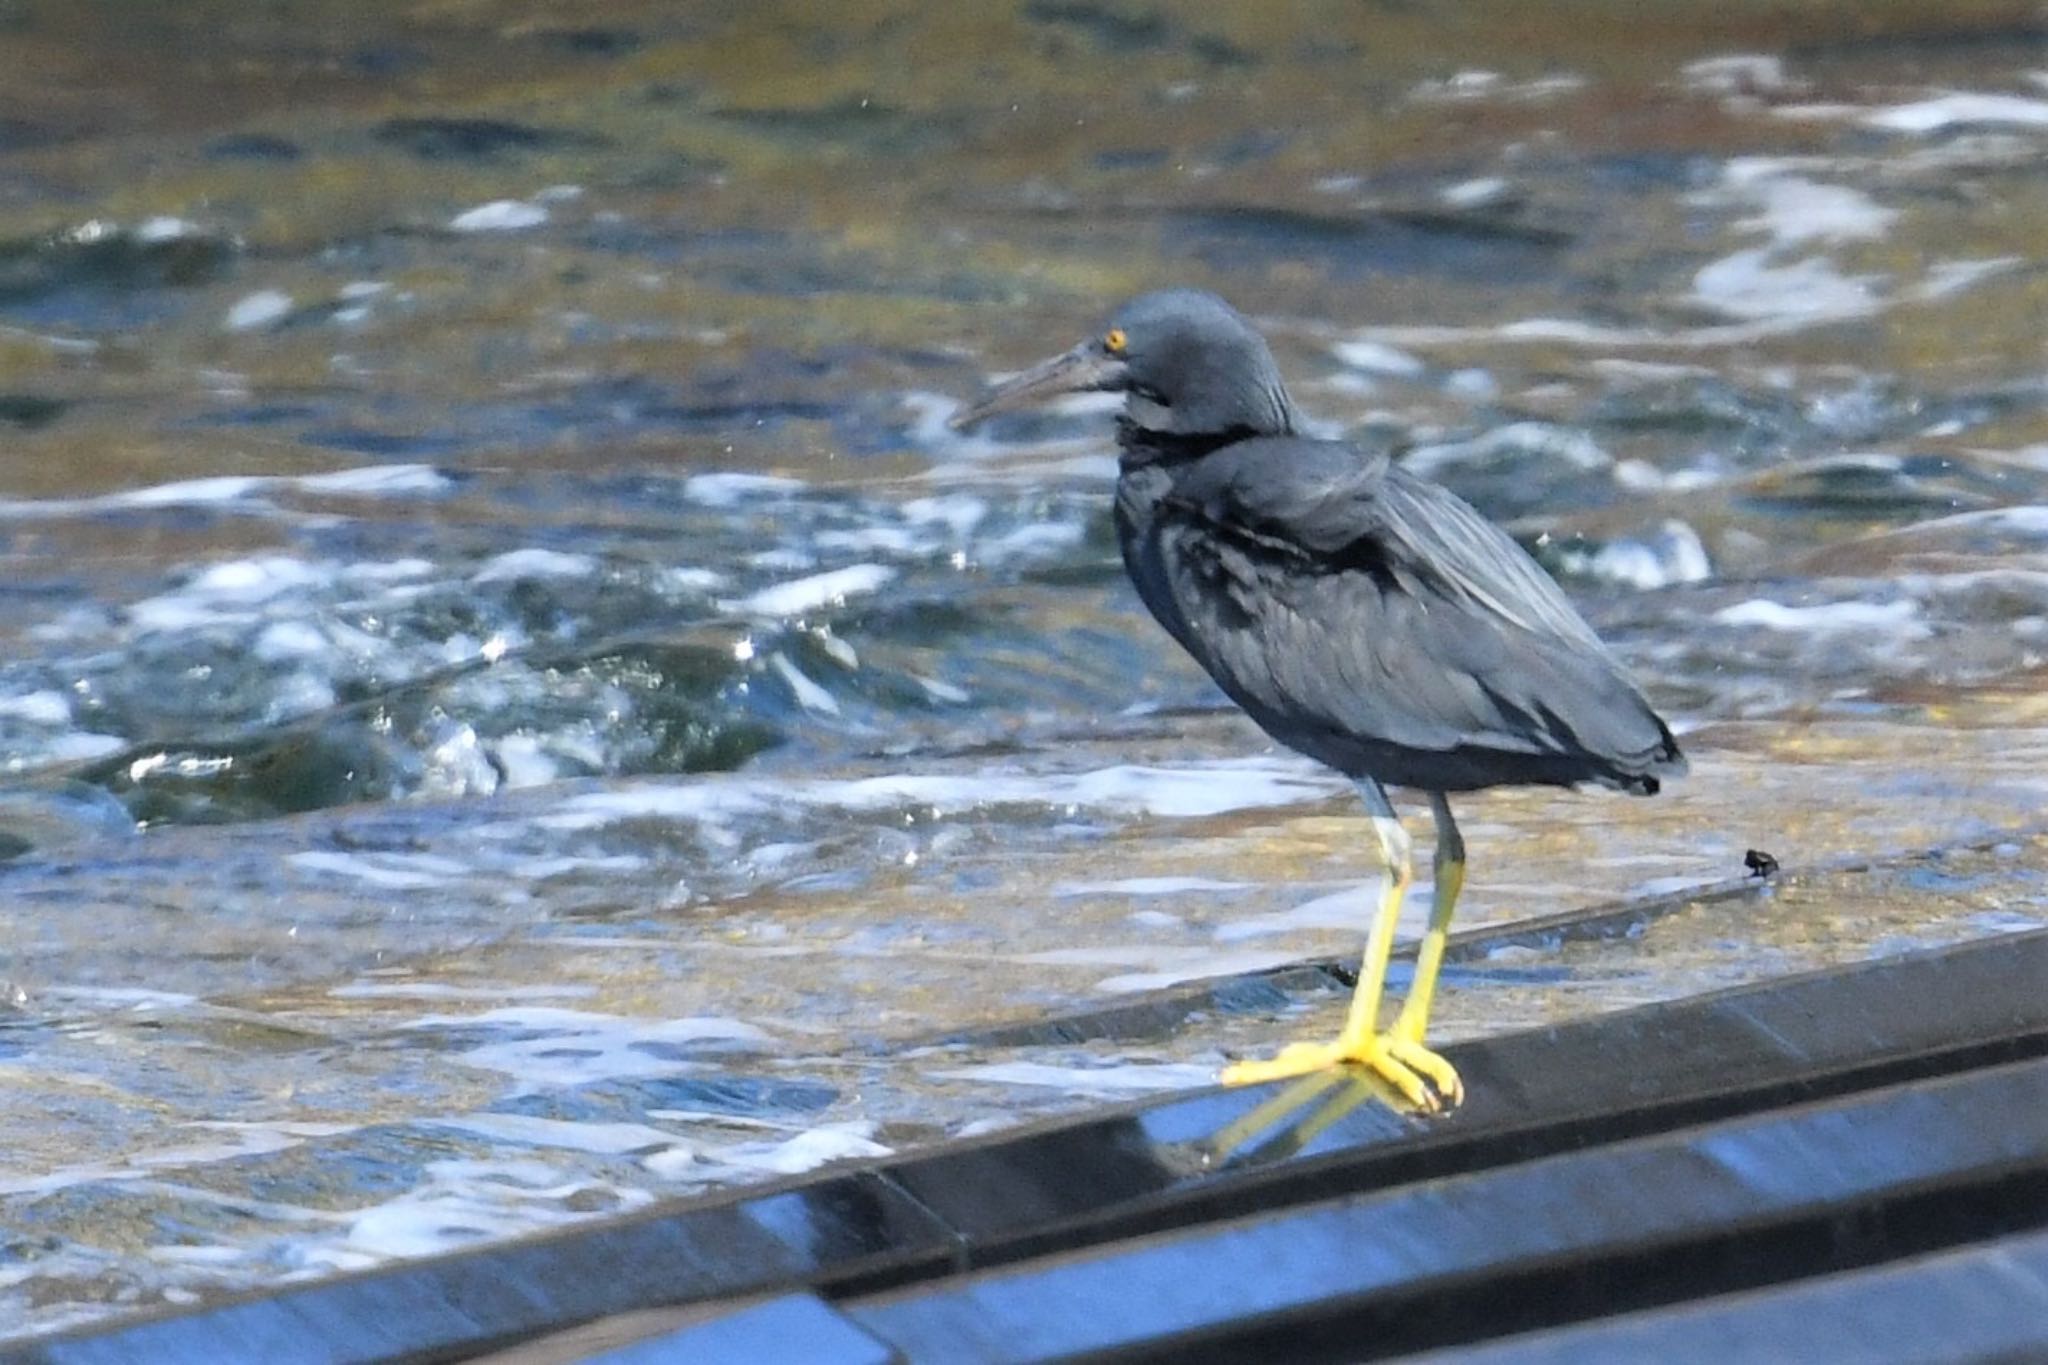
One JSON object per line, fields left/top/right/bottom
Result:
{"left": 1220, "top": 1033, "right": 1459, "bottom": 1115}
{"left": 1385, "top": 1036, "right": 1463, "bottom": 1108}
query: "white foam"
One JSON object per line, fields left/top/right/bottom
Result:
{"left": 1769, "top": 101, "right": 1870, "bottom": 124}
{"left": 1530, "top": 313, "right": 1769, "bottom": 350}
{"left": 1913, "top": 257, "right": 2023, "bottom": 300}
{"left": 98, "top": 558, "right": 394, "bottom": 664}
{"left": 41, "top": 986, "right": 199, "bottom": 1010}
{"left": 140, "top": 1120, "right": 358, "bottom": 1170}
{"left": 410, "top": 1008, "right": 773, "bottom": 1090}
{"left": 902, "top": 493, "right": 989, "bottom": 536}
{"left": 0, "top": 465, "right": 446, "bottom": 521}
{"left": 502, "top": 853, "right": 648, "bottom": 879}
{"left": 1612, "top": 460, "right": 1718, "bottom": 494}
{"left": 727, "top": 564, "right": 896, "bottom": 617}
{"left": 976, "top": 520, "right": 1086, "bottom": 562}
{"left": 1332, "top": 338, "right": 1427, "bottom": 377}
{"left": 541, "top": 758, "right": 1340, "bottom": 835}
{"left": 701, "top": 1121, "right": 890, "bottom": 1177}
{"left": 149, "top": 1245, "right": 258, "bottom": 1267}
{"left": 1213, "top": 884, "right": 1382, "bottom": 942}
{"left": 680, "top": 472, "right": 805, "bottom": 506}
{"left": 1055, "top": 876, "right": 1253, "bottom": 898}
{"left": 659, "top": 566, "right": 727, "bottom": 593}
{"left": 916, "top": 675, "right": 970, "bottom": 703}
{"left": 288, "top": 850, "right": 469, "bottom": 889}
{"left": 849, "top": 760, "right": 1335, "bottom": 819}
{"left": 1018, "top": 944, "right": 1309, "bottom": 992}
{"left": 1561, "top": 520, "right": 1713, "bottom": 591}
{"left": 769, "top": 653, "right": 841, "bottom": 715}
{"left": 0, "top": 690, "right": 72, "bottom": 725}
{"left": 426, "top": 1114, "right": 680, "bottom": 1155}
{"left": 1898, "top": 505, "right": 2048, "bottom": 539}
{"left": 329, "top": 981, "right": 597, "bottom": 1001}
{"left": 1497, "top": 319, "right": 1665, "bottom": 345}
{"left": 1682, "top": 54, "right": 1791, "bottom": 94}
{"left": 225, "top": 290, "right": 293, "bottom": 332}
{"left": 1691, "top": 248, "right": 1882, "bottom": 325}
{"left": 136, "top": 215, "right": 205, "bottom": 242}
{"left": 192, "top": 557, "right": 325, "bottom": 598}
{"left": 1404, "top": 423, "right": 1611, "bottom": 479}
{"left": 1440, "top": 177, "right": 1511, "bottom": 209}
{"left": 1864, "top": 93, "right": 2048, "bottom": 133}
{"left": 252, "top": 620, "right": 330, "bottom": 661}
{"left": 1714, "top": 597, "right": 1928, "bottom": 635}
{"left": 0, "top": 1163, "right": 146, "bottom": 1199}
{"left": 931, "top": 1061, "right": 1218, "bottom": 1094}
{"left": 1409, "top": 71, "right": 1585, "bottom": 104}
{"left": 812, "top": 525, "right": 929, "bottom": 556}
{"left": 449, "top": 199, "right": 548, "bottom": 232}
{"left": 339, "top": 1157, "right": 655, "bottom": 1260}
{"left": 491, "top": 737, "right": 564, "bottom": 791}
{"left": 121, "top": 554, "right": 367, "bottom": 632}
{"left": 1712, "top": 160, "right": 1897, "bottom": 245}
{"left": 749, "top": 548, "right": 815, "bottom": 572}
{"left": 472, "top": 548, "right": 599, "bottom": 584}
{"left": 38, "top": 732, "right": 126, "bottom": 762}
{"left": 540, "top": 783, "right": 774, "bottom": 832}
{"left": 1592, "top": 359, "right": 1718, "bottom": 384}
{"left": 121, "top": 475, "right": 272, "bottom": 508}
{"left": 296, "top": 464, "right": 449, "bottom": 496}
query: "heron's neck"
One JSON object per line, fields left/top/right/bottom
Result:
{"left": 1116, "top": 418, "right": 1258, "bottom": 468}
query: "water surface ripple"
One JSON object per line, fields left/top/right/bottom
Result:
{"left": 2, "top": 0, "right": 2046, "bottom": 1339}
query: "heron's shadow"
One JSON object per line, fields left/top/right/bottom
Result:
{"left": 1153, "top": 1066, "right": 1420, "bottom": 1177}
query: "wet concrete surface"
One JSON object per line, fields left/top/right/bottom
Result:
{"left": 2, "top": 0, "right": 2047, "bottom": 1341}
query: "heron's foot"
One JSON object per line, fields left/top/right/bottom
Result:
{"left": 1220, "top": 1031, "right": 1462, "bottom": 1114}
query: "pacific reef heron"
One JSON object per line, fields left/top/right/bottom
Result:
{"left": 951, "top": 289, "right": 1685, "bottom": 1111}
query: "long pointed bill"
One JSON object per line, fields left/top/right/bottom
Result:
{"left": 949, "top": 344, "right": 1128, "bottom": 430}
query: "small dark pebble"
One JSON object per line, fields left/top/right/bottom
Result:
{"left": 0, "top": 394, "right": 65, "bottom": 429}
{"left": 372, "top": 117, "right": 604, "bottom": 162}
{"left": 352, "top": 45, "right": 430, "bottom": 78}
{"left": 0, "top": 117, "right": 63, "bottom": 152}
{"left": 536, "top": 27, "right": 644, "bottom": 57}
{"left": 205, "top": 133, "right": 304, "bottom": 162}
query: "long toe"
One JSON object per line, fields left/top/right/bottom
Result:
{"left": 1218, "top": 1040, "right": 1347, "bottom": 1088}
{"left": 1384, "top": 1037, "right": 1463, "bottom": 1108}
{"left": 1220, "top": 1035, "right": 1449, "bottom": 1114}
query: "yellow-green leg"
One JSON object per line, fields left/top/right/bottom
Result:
{"left": 1220, "top": 779, "right": 1462, "bottom": 1113}
{"left": 1389, "top": 792, "right": 1465, "bottom": 1105}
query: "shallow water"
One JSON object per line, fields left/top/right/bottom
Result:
{"left": 3, "top": 0, "right": 2047, "bottom": 1339}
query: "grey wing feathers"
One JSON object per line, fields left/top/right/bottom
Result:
{"left": 1374, "top": 470, "right": 1607, "bottom": 651}
{"left": 1153, "top": 438, "right": 1679, "bottom": 785}
{"left": 1172, "top": 439, "right": 1603, "bottom": 650}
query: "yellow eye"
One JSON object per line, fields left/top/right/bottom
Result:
{"left": 1104, "top": 327, "right": 1128, "bottom": 354}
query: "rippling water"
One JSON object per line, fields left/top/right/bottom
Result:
{"left": 3, "top": 0, "right": 2047, "bottom": 1339}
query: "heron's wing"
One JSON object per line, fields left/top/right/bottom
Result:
{"left": 1149, "top": 437, "right": 1669, "bottom": 769}
{"left": 1170, "top": 438, "right": 1604, "bottom": 649}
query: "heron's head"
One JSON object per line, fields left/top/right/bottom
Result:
{"left": 951, "top": 289, "right": 1299, "bottom": 438}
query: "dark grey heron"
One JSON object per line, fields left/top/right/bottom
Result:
{"left": 951, "top": 289, "right": 1684, "bottom": 1110}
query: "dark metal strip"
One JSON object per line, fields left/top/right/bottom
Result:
{"left": 843, "top": 1057, "right": 2048, "bottom": 1363}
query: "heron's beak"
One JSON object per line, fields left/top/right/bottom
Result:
{"left": 949, "top": 344, "right": 1128, "bottom": 430}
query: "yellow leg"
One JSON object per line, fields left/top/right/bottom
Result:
{"left": 1389, "top": 792, "right": 1465, "bottom": 1105}
{"left": 1220, "top": 780, "right": 1462, "bottom": 1113}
